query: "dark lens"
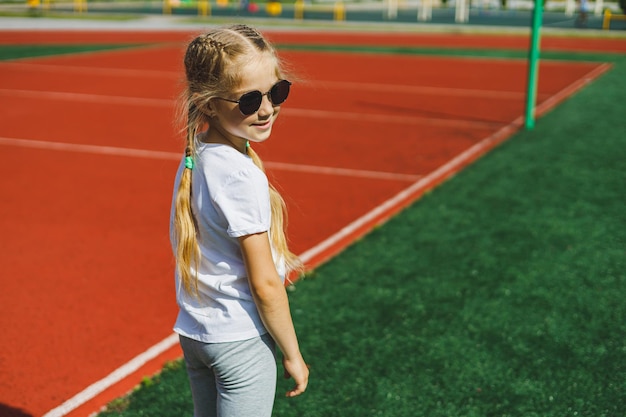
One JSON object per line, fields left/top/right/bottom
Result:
{"left": 238, "top": 91, "right": 262, "bottom": 115}
{"left": 270, "top": 80, "right": 291, "bottom": 105}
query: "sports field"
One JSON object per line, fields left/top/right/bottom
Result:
{"left": 0, "top": 23, "right": 624, "bottom": 417}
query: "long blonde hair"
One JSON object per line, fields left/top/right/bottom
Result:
{"left": 173, "top": 24, "right": 302, "bottom": 295}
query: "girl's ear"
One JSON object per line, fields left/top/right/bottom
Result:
{"left": 191, "top": 93, "right": 216, "bottom": 118}
{"left": 205, "top": 99, "right": 217, "bottom": 118}
{"left": 200, "top": 96, "right": 217, "bottom": 118}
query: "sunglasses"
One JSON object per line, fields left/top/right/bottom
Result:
{"left": 216, "top": 79, "right": 292, "bottom": 116}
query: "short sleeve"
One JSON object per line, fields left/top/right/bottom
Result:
{"left": 215, "top": 168, "right": 271, "bottom": 238}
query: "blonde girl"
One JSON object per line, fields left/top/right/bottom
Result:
{"left": 169, "top": 24, "right": 308, "bottom": 417}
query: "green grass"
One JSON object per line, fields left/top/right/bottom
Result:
{"left": 2, "top": 42, "right": 622, "bottom": 416}
{"left": 101, "top": 361, "right": 193, "bottom": 415}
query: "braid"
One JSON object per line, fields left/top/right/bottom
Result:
{"left": 227, "top": 24, "right": 268, "bottom": 50}
{"left": 173, "top": 100, "right": 202, "bottom": 296}
{"left": 175, "top": 32, "right": 236, "bottom": 297}
{"left": 184, "top": 34, "right": 228, "bottom": 86}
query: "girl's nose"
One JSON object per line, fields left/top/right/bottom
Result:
{"left": 257, "top": 94, "right": 274, "bottom": 116}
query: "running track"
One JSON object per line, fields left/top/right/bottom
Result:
{"left": 0, "top": 29, "right": 622, "bottom": 417}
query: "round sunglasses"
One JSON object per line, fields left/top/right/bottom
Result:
{"left": 215, "top": 80, "right": 292, "bottom": 116}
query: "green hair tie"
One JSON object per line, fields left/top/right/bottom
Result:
{"left": 184, "top": 156, "right": 194, "bottom": 170}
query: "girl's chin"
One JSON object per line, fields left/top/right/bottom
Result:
{"left": 248, "top": 131, "right": 272, "bottom": 144}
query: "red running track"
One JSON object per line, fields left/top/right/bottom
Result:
{"left": 0, "top": 29, "right": 618, "bottom": 417}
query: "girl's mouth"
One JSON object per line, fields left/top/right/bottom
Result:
{"left": 253, "top": 120, "right": 272, "bottom": 129}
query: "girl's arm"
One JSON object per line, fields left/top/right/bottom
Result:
{"left": 239, "top": 232, "right": 309, "bottom": 397}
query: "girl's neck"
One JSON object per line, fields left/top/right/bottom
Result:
{"left": 201, "top": 129, "right": 248, "bottom": 155}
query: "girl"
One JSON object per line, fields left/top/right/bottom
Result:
{"left": 170, "top": 24, "right": 309, "bottom": 417}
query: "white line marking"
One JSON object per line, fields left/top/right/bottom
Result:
{"left": 0, "top": 137, "right": 180, "bottom": 160}
{"left": 0, "top": 89, "right": 503, "bottom": 129}
{"left": 266, "top": 161, "right": 421, "bottom": 182}
{"left": 0, "top": 61, "right": 527, "bottom": 99}
{"left": 0, "top": 61, "right": 180, "bottom": 79}
{"left": 534, "top": 63, "right": 613, "bottom": 118}
{"left": 0, "top": 137, "right": 419, "bottom": 182}
{"left": 318, "top": 80, "right": 532, "bottom": 100}
{"left": 284, "top": 108, "right": 502, "bottom": 129}
{"left": 0, "top": 87, "right": 506, "bottom": 131}
{"left": 41, "top": 333, "right": 180, "bottom": 417}
{"left": 0, "top": 89, "right": 174, "bottom": 108}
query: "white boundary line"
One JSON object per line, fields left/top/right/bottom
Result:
{"left": 41, "top": 333, "right": 180, "bottom": 417}
{"left": 0, "top": 87, "right": 505, "bottom": 129}
{"left": 0, "top": 136, "right": 180, "bottom": 160}
{"left": 284, "top": 108, "right": 502, "bottom": 129}
{"left": 0, "top": 87, "right": 503, "bottom": 129}
{"left": 0, "top": 89, "right": 174, "bottom": 108}
{"left": 319, "top": 80, "right": 532, "bottom": 100}
{"left": 265, "top": 161, "right": 421, "bottom": 182}
{"left": 0, "top": 136, "right": 420, "bottom": 182}
{"left": 0, "top": 59, "right": 532, "bottom": 100}
{"left": 0, "top": 61, "right": 180, "bottom": 78}
{"left": 534, "top": 63, "right": 613, "bottom": 117}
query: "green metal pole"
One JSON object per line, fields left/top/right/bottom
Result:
{"left": 525, "top": 0, "right": 544, "bottom": 130}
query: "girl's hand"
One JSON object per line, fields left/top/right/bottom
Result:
{"left": 282, "top": 355, "right": 309, "bottom": 397}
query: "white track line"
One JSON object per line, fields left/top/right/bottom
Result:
{"left": 265, "top": 161, "right": 421, "bottom": 182}
{"left": 0, "top": 91, "right": 543, "bottom": 124}
{"left": 0, "top": 61, "right": 527, "bottom": 99}
{"left": 0, "top": 137, "right": 420, "bottom": 182}
{"left": 285, "top": 108, "right": 502, "bottom": 130}
{"left": 0, "top": 61, "right": 180, "bottom": 79}
{"left": 319, "top": 80, "right": 533, "bottom": 100}
{"left": 0, "top": 89, "right": 502, "bottom": 131}
{"left": 0, "top": 87, "right": 503, "bottom": 128}
{"left": 0, "top": 88, "right": 174, "bottom": 107}
{"left": 0, "top": 137, "right": 180, "bottom": 160}
{"left": 41, "top": 333, "right": 180, "bottom": 417}
{"left": 534, "top": 63, "right": 613, "bottom": 118}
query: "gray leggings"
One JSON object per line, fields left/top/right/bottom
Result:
{"left": 179, "top": 333, "right": 277, "bottom": 417}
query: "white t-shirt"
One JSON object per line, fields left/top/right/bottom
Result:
{"left": 170, "top": 142, "right": 282, "bottom": 343}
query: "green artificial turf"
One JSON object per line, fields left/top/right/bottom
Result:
{"left": 101, "top": 361, "right": 193, "bottom": 415}
{"left": 7, "top": 41, "right": 620, "bottom": 416}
